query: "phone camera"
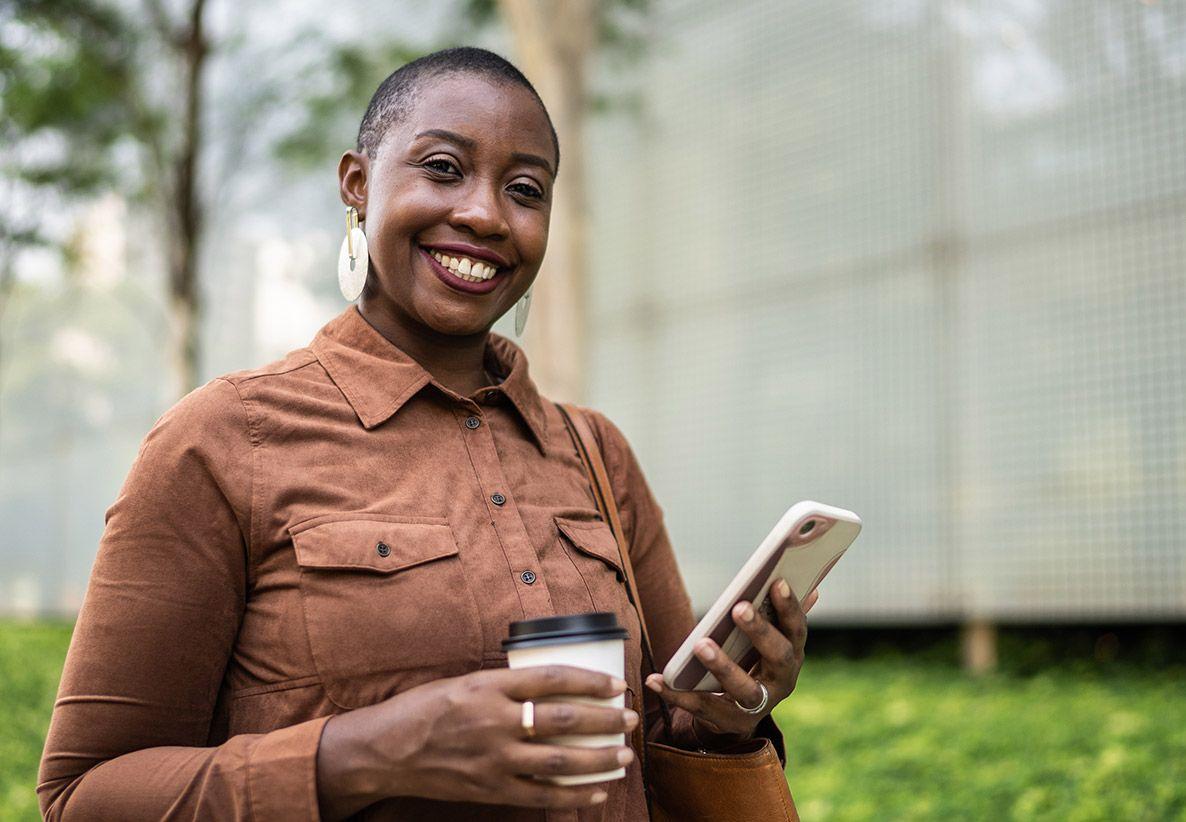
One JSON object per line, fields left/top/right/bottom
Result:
{"left": 799, "top": 520, "right": 816, "bottom": 536}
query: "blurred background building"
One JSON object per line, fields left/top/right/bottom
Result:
{"left": 2, "top": 1, "right": 1184, "bottom": 643}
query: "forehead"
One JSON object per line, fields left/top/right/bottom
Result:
{"left": 393, "top": 73, "right": 554, "bottom": 166}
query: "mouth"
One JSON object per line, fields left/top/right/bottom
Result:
{"left": 419, "top": 244, "right": 511, "bottom": 295}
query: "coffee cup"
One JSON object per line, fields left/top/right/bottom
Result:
{"left": 503, "top": 611, "right": 630, "bottom": 785}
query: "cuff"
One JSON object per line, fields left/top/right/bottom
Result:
{"left": 751, "top": 713, "right": 787, "bottom": 767}
{"left": 646, "top": 706, "right": 699, "bottom": 749}
{"left": 246, "top": 714, "right": 334, "bottom": 821}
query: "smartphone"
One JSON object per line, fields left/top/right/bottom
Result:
{"left": 662, "top": 500, "right": 861, "bottom": 691}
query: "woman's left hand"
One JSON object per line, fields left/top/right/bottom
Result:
{"left": 645, "top": 578, "right": 818, "bottom": 741}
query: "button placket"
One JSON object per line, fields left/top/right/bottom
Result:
{"left": 452, "top": 405, "right": 554, "bottom": 618}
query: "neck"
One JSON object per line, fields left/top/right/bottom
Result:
{"left": 357, "top": 299, "right": 493, "bottom": 397}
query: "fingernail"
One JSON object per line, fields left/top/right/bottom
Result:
{"left": 646, "top": 677, "right": 663, "bottom": 693}
{"left": 736, "top": 602, "right": 754, "bottom": 622}
{"left": 697, "top": 641, "right": 717, "bottom": 661}
{"left": 777, "top": 579, "right": 792, "bottom": 599}
{"left": 611, "top": 677, "right": 628, "bottom": 693}
{"left": 591, "top": 790, "right": 608, "bottom": 804}
{"left": 617, "top": 748, "right": 634, "bottom": 765}
{"left": 623, "top": 709, "right": 639, "bottom": 729}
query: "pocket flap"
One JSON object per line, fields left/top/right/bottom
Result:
{"left": 290, "top": 515, "right": 458, "bottom": 574}
{"left": 555, "top": 516, "right": 623, "bottom": 576}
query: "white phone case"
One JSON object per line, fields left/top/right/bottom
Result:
{"left": 662, "top": 500, "right": 861, "bottom": 691}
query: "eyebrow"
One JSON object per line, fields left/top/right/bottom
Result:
{"left": 414, "top": 129, "right": 555, "bottom": 177}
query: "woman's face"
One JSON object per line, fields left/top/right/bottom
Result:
{"left": 339, "top": 73, "right": 556, "bottom": 337}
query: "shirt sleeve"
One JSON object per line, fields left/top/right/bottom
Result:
{"left": 37, "top": 378, "right": 332, "bottom": 821}
{"left": 585, "top": 410, "right": 787, "bottom": 765}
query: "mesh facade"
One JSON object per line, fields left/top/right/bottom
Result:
{"left": 585, "top": 0, "right": 1186, "bottom": 622}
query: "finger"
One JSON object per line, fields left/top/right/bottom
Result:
{"left": 691, "top": 637, "right": 764, "bottom": 708}
{"left": 644, "top": 673, "right": 737, "bottom": 725}
{"left": 802, "top": 589, "right": 820, "bottom": 614}
{"left": 731, "top": 600, "right": 795, "bottom": 675}
{"left": 500, "top": 665, "right": 627, "bottom": 701}
{"left": 501, "top": 777, "right": 611, "bottom": 809}
{"left": 771, "top": 578, "right": 809, "bottom": 656}
{"left": 526, "top": 702, "right": 639, "bottom": 739}
{"left": 509, "top": 742, "right": 633, "bottom": 779}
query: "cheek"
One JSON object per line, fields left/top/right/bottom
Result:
{"left": 368, "top": 183, "right": 450, "bottom": 252}
{"left": 513, "top": 210, "right": 550, "bottom": 266}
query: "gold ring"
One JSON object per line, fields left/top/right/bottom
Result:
{"left": 521, "top": 700, "right": 536, "bottom": 738}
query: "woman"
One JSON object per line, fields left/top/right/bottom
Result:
{"left": 38, "top": 47, "right": 815, "bottom": 820}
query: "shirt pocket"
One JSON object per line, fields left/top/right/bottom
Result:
{"left": 289, "top": 514, "right": 483, "bottom": 710}
{"left": 554, "top": 516, "right": 644, "bottom": 687}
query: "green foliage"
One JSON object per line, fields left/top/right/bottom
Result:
{"left": 773, "top": 658, "right": 1186, "bottom": 821}
{"left": 0, "top": 0, "right": 157, "bottom": 248}
{"left": 4, "top": 621, "right": 1184, "bottom": 821}
{"left": 0, "top": 620, "right": 73, "bottom": 821}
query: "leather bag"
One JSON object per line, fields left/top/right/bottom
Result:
{"left": 557, "top": 403, "right": 800, "bottom": 822}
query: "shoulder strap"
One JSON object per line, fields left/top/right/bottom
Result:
{"left": 550, "top": 398, "right": 673, "bottom": 735}
{"left": 555, "top": 403, "right": 658, "bottom": 670}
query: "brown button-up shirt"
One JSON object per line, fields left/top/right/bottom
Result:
{"left": 38, "top": 305, "right": 783, "bottom": 821}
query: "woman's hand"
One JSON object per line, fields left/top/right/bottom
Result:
{"left": 316, "top": 666, "right": 638, "bottom": 819}
{"left": 644, "top": 578, "right": 818, "bottom": 742}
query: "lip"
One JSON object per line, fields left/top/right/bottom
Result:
{"left": 420, "top": 241, "right": 511, "bottom": 269}
{"left": 420, "top": 247, "right": 508, "bottom": 295}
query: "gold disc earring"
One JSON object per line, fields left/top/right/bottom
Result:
{"left": 337, "top": 206, "right": 368, "bottom": 302}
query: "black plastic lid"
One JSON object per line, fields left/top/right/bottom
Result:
{"left": 503, "top": 611, "right": 629, "bottom": 651}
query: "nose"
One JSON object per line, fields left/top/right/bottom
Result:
{"left": 449, "top": 179, "right": 510, "bottom": 239}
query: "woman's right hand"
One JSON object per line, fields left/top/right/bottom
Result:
{"left": 316, "top": 666, "right": 638, "bottom": 819}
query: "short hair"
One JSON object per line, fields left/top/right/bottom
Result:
{"left": 356, "top": 46, "right": 559, "bottom": 174}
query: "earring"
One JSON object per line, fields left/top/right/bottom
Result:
{"left": 337, "top": 206, "right": 368, "bottom": 302}
{"left": 514, "top": 287, "right": 532, "bottom": 336}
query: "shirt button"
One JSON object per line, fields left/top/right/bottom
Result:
{"left": 376, "top": 542, "right": 391, "bottom": 557}
{"left": 520, "top": 570, "right": 537, "bottom": 585}
{"left": 491, "top": 493, "right": 507, "bottom": 506}
{"left": 464, "top": 416, "right": 481, "bottom": 429}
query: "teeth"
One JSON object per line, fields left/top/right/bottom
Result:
{"left": 429, "top": 250, "right": 500, "bottom": 282}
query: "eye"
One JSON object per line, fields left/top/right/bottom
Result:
{"left": 509, "top": 181, "right": 544, "bottom": 200}
{"left": 423, "top": 157, "right": 460, "bottom": 176}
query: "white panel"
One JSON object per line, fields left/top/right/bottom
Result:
{"left": 587, "top": 0, "right": 1186, "bottom": 621}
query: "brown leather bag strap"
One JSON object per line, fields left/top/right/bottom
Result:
{"left": 556, "top": 403, "right": 676, "bottom": 731}
{"left": 556, "top": 403, "right": 657, "bottom": 665}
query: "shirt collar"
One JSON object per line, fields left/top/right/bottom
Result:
{"left": 310, "top": 305, "right": 550, "bottom": 454}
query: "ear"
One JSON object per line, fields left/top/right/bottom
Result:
{"left": 338, "top": 150, "right": 369, "bottom": 220}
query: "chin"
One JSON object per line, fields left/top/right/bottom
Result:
{"left": 420, "top": 305, "right": 501, "bottom": 337}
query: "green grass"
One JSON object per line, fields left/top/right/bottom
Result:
{"left": 1, "top": 620, "right": 73, "bottom": 821}
{"left": 774, "top": 658, "right": 1186, "bottom": 821}
{"left": 3, "top": 621, "right": 1184, "bottom": 821}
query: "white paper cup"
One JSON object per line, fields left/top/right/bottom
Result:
{"left": 503, "top": 612, "right": 629, "bottom": 785}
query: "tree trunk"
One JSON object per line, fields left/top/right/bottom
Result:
{"left": 498, "top": 0, "right": 596, "bottom": 403}
{"left": 163, "top": 0, "right": 209, "bottom": 397}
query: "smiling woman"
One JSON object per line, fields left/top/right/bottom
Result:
{"left": 343, "top": 60, "right": 556, "bottom": 355}
{"left": 36, "top": 47, "right": 806, "bottom": 822}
